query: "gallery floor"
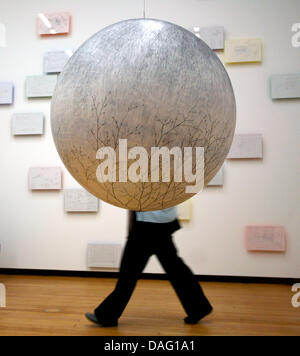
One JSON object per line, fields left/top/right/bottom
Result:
{"left": 0, "top": 274, "right": 299, "bottom": 336}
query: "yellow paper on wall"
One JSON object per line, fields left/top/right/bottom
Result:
{"left": 225, "top": 38, "right": 262, "bottom": 63}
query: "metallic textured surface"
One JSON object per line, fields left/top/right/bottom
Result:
{"left": 51, "top": 18, "right": 236, "bottom": 211}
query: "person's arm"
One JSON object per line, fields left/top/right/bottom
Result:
{"left": 127, "top": 210, "right": 136, "bottom": 234}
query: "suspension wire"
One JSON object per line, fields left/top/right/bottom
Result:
{"left": 143, "top": 0, "right": 146, "bottom": 18}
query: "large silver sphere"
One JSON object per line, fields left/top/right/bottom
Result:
{"left": 51, "top": 18, "right": 236, "bottom": 211}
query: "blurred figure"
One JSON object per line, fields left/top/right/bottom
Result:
{"left": 86, "top": 207, "right": 212, "bottom": 327}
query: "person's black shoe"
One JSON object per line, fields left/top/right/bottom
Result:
{"left": 184, "top": 305, "right": 213, "bottom": 324}
{"left": 85, "top": 312, "right": 118, "bottom": 327}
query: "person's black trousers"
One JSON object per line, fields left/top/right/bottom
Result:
{"left": 95, "top": 219, "right": 212, "bottom": 322}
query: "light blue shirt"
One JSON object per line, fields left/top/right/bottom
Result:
{"left": 136, "top": 207, "right": 177, "bottom": 224}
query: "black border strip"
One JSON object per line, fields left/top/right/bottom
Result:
{"left": 0, "top": 268, "right": 299, "bottom": 285}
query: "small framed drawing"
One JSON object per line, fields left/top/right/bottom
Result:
{"left": 87, "top": 243, "right": 122, "bottom": 268}
{"left": 43, "top": 50, "right": 73, "bottom": 74}
{"left": 207, "top": 165, "right": 224, "bottom": 186}
{"left": 12, "top": 112, "right": 44, "bottom": 135}
{"left": 0, "top": 81, "right": 14, "bottom": 104}
{"left": 227, "top": 134, "right": 263, "bottom": 159}
{"left": 224, "top": 38, "right": 262, "bottom": 63}
{"left": 0, "top": 23, "right": 6, "bottom": 47}
{"left": 26, "top": 75, "right": 57, "bottom": 98}
{"left": 191, "top": 26, "right": 224, "bottom": 50}
{"left": 270, "top": 73, "right": 300, "bottom": 99}
{"left": 29, "top": 167, "right": 62, "bottom": 190}
{"left": 64, "top": 189, "right": 99, "bottom": 212}
{"left": 37, "top": 12, "right": 71, "bottom": 36}
{"left": 177, "top": 199, "right": 192, "bottom": 221}
{"left": 245, "top": 225, "right": 286, "bottom": 252}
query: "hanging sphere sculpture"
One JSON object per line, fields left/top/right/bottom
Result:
{"left": 51, "top": 19, "right": 236, "bottom": 211}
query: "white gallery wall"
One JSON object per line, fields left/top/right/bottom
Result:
{"left": 0, "top": 0, "right": 299, "bottom": 278}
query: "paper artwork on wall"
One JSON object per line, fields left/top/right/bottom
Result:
{"left": 26, "top": 75, "right": 57, "bottom": 98}
{"left": 245, "top": 225, "right": 286, "bottom": 252}
{"left": 191, "top": 26, "right": 224, "bottom": 50}
{"left": 29, "top": 167, "right": 62, "bottom": 190}
{"left": 37, "top": 12, "right": 71, "bottom": 36}
{"left": 270, "top": 73, "right": 300, "bottom": 99}
{"left": 207, "top": 165, "right": 224, "bottom": 186}
{"left": 43, "top": 50, "right": 73, "bottom": 74}
{"left": 224, "top": 38, "right": 262, "bottom": 63}
{"left": 177, "top": 199, "right": 192, "bottom": 221}
{"left": 11, "top": 112, "right": 44, "bottom": 135}
{"left": 0, "top": 81, "right": 14, "bottom": 104}
{"left": 0, "top": 23, "right": 6, "bottom": 47}
{"left": 64, "top": 189, "right": 99, "bottom": 212}
{"left": 227, "top": 134, "right": 263, "bottom": 159}
{"left": 0, "top": 283, "right": 6, "bottom": 308}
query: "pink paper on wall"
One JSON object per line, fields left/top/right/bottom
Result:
{"left": 245, "top": 225, "right": 286, "bottom": 252}
{"left": 37, "top": 12, "right": 71, "bottom": 36}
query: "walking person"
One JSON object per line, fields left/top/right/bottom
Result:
{"left": 86, "top": 207, "right": 212, "bottom": 327}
